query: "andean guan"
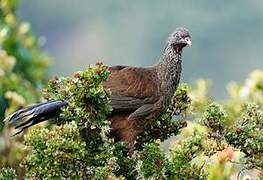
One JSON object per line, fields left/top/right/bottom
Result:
{"left": 5, "top": 27, "right": 191, "bottom": 151}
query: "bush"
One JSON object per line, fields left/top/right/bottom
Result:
{"left": 0, "top": 0, "right": 50, "bottom": 176}
{"left": 0, "top": 167, "right": 17, "bottom": 180}
{"left": 21, "top": 65, "right": 263, "bottom": 179}
{"left": 23, "top": 121, "right": 88, "bottom": 179}
{"left": 0, "top": 0, "right": 50, "bottom": 129}
{"left": 19, "top": 63, "right": 188, "bottom": 179}
{"left": 225, "top": 104, "right": 263, "bottom": 170}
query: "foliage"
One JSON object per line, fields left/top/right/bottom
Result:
{"left": 18, "top": 64, "right": 188, "bottom": 179}
{"left": 225, "top": 104, "right": 263, "bottom": 170}
{"left": 0, "top": 0, "right": 50, "bottom": 86}
{"left": 0, "top": 0, "right": 50, "bottom": 128}
{"left": 135, "top": 70, "right": 263, "bottom": 179}
{"left": 223, "top": 70, "right": 263, "bottom": 173}
{"left": 0, "top": 167, "right": 17, "bottom": 180}
{"left": 43, "top": 62, "right": 111, "bottom": 128}
{"left": 22, "top": 64, "right": 114, "bottom": 179}
{"left": 138, "top": 141, "right": 167, "bottom": 179}
{"left": 189, "top": 79, "right": 211, "bottom": 115}
{"left": 20, "top": 64, "right": 263, "bottom": 179}
{"left": 136, "top": 83, "right": 189, "bottom": 148}
{"left": 1, "top": 65, "right": 262, "bottom": 179}
{"left": 23, "top": 121, "right": 89, "bottom": 179}
{"left": 167, "top": 130, "right": 205, "bottom": 180}
{"left": 200, "top": 102, "right": 228, "bottom": 140}
{"left": 0, "top": 0, "right": 50, "bottom": 176}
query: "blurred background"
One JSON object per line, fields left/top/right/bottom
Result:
{"left": 18, "top": 0, "right": 263, "bottom": 98}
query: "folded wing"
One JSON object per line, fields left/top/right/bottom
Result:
{"left": 104, "top": 66, "right": 161, "bottom": 119}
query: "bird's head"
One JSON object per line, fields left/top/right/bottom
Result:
{"left": 168, "top": 27, "right": 191, "bottom": 53}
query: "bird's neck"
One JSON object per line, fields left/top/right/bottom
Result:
{"left": 156, "top": 44, "right": 182, "bottom": 106}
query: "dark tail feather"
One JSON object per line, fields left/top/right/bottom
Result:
{"left": 5, "top": 101, "right": 67, "bottom": 136}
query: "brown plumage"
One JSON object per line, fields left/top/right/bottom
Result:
{"left": 5, "top": 27, "right": 191, "bottom": 151}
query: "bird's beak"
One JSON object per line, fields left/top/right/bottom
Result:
{"left": 178, "top": 37, "right": 192, "bottom": 47}
{"left": 184, "top": 37, "right": 191, "bottom": 47}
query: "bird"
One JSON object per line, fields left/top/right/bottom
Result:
{"left": 5, "top": 27, "right": 191, "bottom": 152}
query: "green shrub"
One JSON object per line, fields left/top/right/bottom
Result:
{"left": 0, "top": 0, "right": 50, "bottom": 130}
{"left": 0, "top": 167, "right": 17, "bottom": 180}
{"left": 225, "top": 103, "right": 263, "bottom": 170}
{"left": 21, "top": 64, "right": 189, "bottom": 179}
{"left": 23, "top": 121, "right": 89, "bottom": 179}
{"left": 138, "top": 141, "right": 167, "bottom": 179}
{"left": 0, "top": 0, "right": 50, "bottom": 176}
{"left": 20, "top": 67, "right": 263, "bottom": 179}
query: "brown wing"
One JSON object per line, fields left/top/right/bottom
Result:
{"left": 104, "top": 66, "right": 161, "bottom": 118}
{"left": 108, "top": 65, "right": 128, "bottom": 71}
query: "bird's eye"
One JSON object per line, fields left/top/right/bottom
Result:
{"left": 173, "top": 33, "right": 179, "bottom": 38}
